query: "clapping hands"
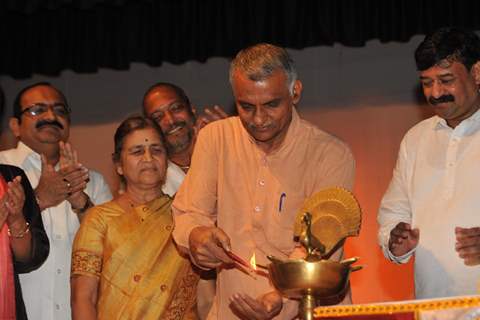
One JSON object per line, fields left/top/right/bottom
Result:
{"left": 0, "top": 176, "right": 26, "bottom": 229}
{"left": 35, "top": 142, "right": 89, "bottom": 210}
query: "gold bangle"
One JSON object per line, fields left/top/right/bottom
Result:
{"left": 8, "top": 222, "right": 30, "bottom": 238}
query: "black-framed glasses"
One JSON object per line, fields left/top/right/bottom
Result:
{"left": 21, "top": 103, "right": 71, "bottom": 117}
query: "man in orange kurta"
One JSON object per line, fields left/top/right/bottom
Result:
{"left": 172, "top": 43, "right": 355, "bottom": 319}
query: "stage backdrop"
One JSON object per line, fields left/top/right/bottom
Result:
{"left": 0, "top": 35, "right": 434, "bottom": 303}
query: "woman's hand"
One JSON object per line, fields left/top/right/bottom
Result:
{"left": 2, "top": 176, "right": 31, "bottom": 262}
{"left": 0, "top": 193, "right": 7, "bottom": 228}
{"left": 0, "top": 176, "right": 26, "bottom": 230}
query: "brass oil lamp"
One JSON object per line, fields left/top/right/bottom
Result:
{"left": 266, "top": 188, "right": 363, "bottom": 320}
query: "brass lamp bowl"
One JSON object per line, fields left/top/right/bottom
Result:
{"left": 267, "top": 256, "right": 358, "bottom": 299}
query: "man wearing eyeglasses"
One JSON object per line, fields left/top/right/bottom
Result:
{"left": 0, "top": 82, "right": 112, "bottom": 320}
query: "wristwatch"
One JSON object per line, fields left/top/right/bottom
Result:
{"left": 72, "top": 196, "right": 93, "bottom": 214}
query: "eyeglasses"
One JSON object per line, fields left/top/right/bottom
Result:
{"left": 21, "top": 103, "right": 71, "bottom": 117}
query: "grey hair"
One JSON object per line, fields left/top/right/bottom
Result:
{"left": 229, "top": 43, "right": 297, "bottom": 94}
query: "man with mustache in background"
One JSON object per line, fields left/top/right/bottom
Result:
{"left": 0, "top": 82, "right": 112, "bottom": 319}
{"left": 378, "top": 27, "right": 480, "bottom": 298}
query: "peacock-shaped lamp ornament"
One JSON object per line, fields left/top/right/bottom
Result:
{"left": 267, "top": 187, "right": 363, "bottom": 320}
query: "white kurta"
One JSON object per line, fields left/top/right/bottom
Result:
{"left": 162, "top": 160, "right": 186, "bottom": 197}
{"left": 378, "top": 109, "right": 480, "bottom": 298}
{"left": 0, "top": 142, "right": 113, "bottom": 320}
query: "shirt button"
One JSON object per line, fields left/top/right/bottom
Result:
{"left": 160, "top": 284, "right": 168, "bottom": 291}
{"left": 142, "top": 207, "right": 148, "bottom": 212}
{"left": 165, "top": 225, "right": 172, "bottom": 231}
{"left": 56, "top": 269, "right": 62, "bottom": 274}
{"left": 259, "top": 180, "right": 265, "bottom": 186}
{"left": 55, "top": 304, "right": 60, "bottom": 310}
{"left": 133, "top": 274, "right": 141, "bottom": 282}
{"left": 55, "top": 235, "right": 62, "bottom": 240}
{"left": 254, "top": 206, "right": 261, "bottom": 212}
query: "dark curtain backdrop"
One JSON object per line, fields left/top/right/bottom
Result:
{"left": 1, "top": 0, "right": 480, "bottom": 79}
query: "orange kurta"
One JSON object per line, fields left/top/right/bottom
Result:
{"left": 172, "top": 109, "right": 355, "bottom": 319}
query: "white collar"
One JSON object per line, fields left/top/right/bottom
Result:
{"left": 433, "top": 107, "right": 480, "bottom": 133}
{"left": 13, "top": 141, "right": 42, "bottom": 167}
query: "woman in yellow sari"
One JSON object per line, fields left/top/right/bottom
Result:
{"left": 71, "top": 115, "right": 198, "bottom": 320}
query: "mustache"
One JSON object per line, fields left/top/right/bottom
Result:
{"left": 248, "top": 123, "right": 274, "bottom": 130}
{"left": 164, "top": 121, "right": 187, "bottom": 134}
{"left": 36, "top": 120, "right": 64, "bottom": 130}
{"left": 429, "top": 95, "right": 455, "bottom": 105}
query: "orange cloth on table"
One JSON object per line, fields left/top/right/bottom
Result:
{"left": 172, "top": 109, "right": 355, "bottom": 319}
{"left": 0, "top": 175, "right": 15, "bottom": 320}
{"left": 71, "top": 196, "right": 198, "bottom": 320}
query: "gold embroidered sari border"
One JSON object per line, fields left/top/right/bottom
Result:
{"left": 161, "top": 265, "right": 200, "bottom": 320}
{"left": 71, "top": 249, "right": 102, "bottom": 277}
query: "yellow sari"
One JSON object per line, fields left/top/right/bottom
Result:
{"left": 72, "top": 195, "right": 198, "bottom": 320}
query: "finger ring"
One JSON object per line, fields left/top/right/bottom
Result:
{"left": 66, "top": 182, "right": 71, "bottom": 188}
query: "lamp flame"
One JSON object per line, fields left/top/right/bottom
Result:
{"left": 250, "top": 253, "right": 257, "bottom": 271}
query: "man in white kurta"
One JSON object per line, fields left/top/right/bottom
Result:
{"left": 0, "top": 83, "right": 112, "bottom": 319}
{"left": 378, "top": 27, "right": 480, "bottom": 298}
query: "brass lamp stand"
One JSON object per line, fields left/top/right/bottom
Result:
{"left": 266, "top": 188, "right": 363, "bottom": 320}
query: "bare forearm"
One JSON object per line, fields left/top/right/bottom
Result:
{"left": 71, "top": 275, "right": 99, "bottom": 320}
{"left": 10, "top": 232, "right": 32, "bottom": 261}
{"left": 9, "top": 218, "right": 32, "bottom": 261}
{"left": 72, "top": 299, "right": 97, "bottom": 320}
{"left": 70, "top": 194, "right": 93, "bottom": 223}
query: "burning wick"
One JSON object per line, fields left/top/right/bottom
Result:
{"left": 226, "top": 250, "right": 269, "bottom": 279}
{"left": 250, "top": 253, "right": 257, "bottom": 271}
{"left": 249, "top": 252, "right": 269, "bottom": 278}
{"left": 250, "top": 252, "right": 269, "bottom": 271}
{"left": 226, "top": 251, "right": 258, "bottom": 279}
